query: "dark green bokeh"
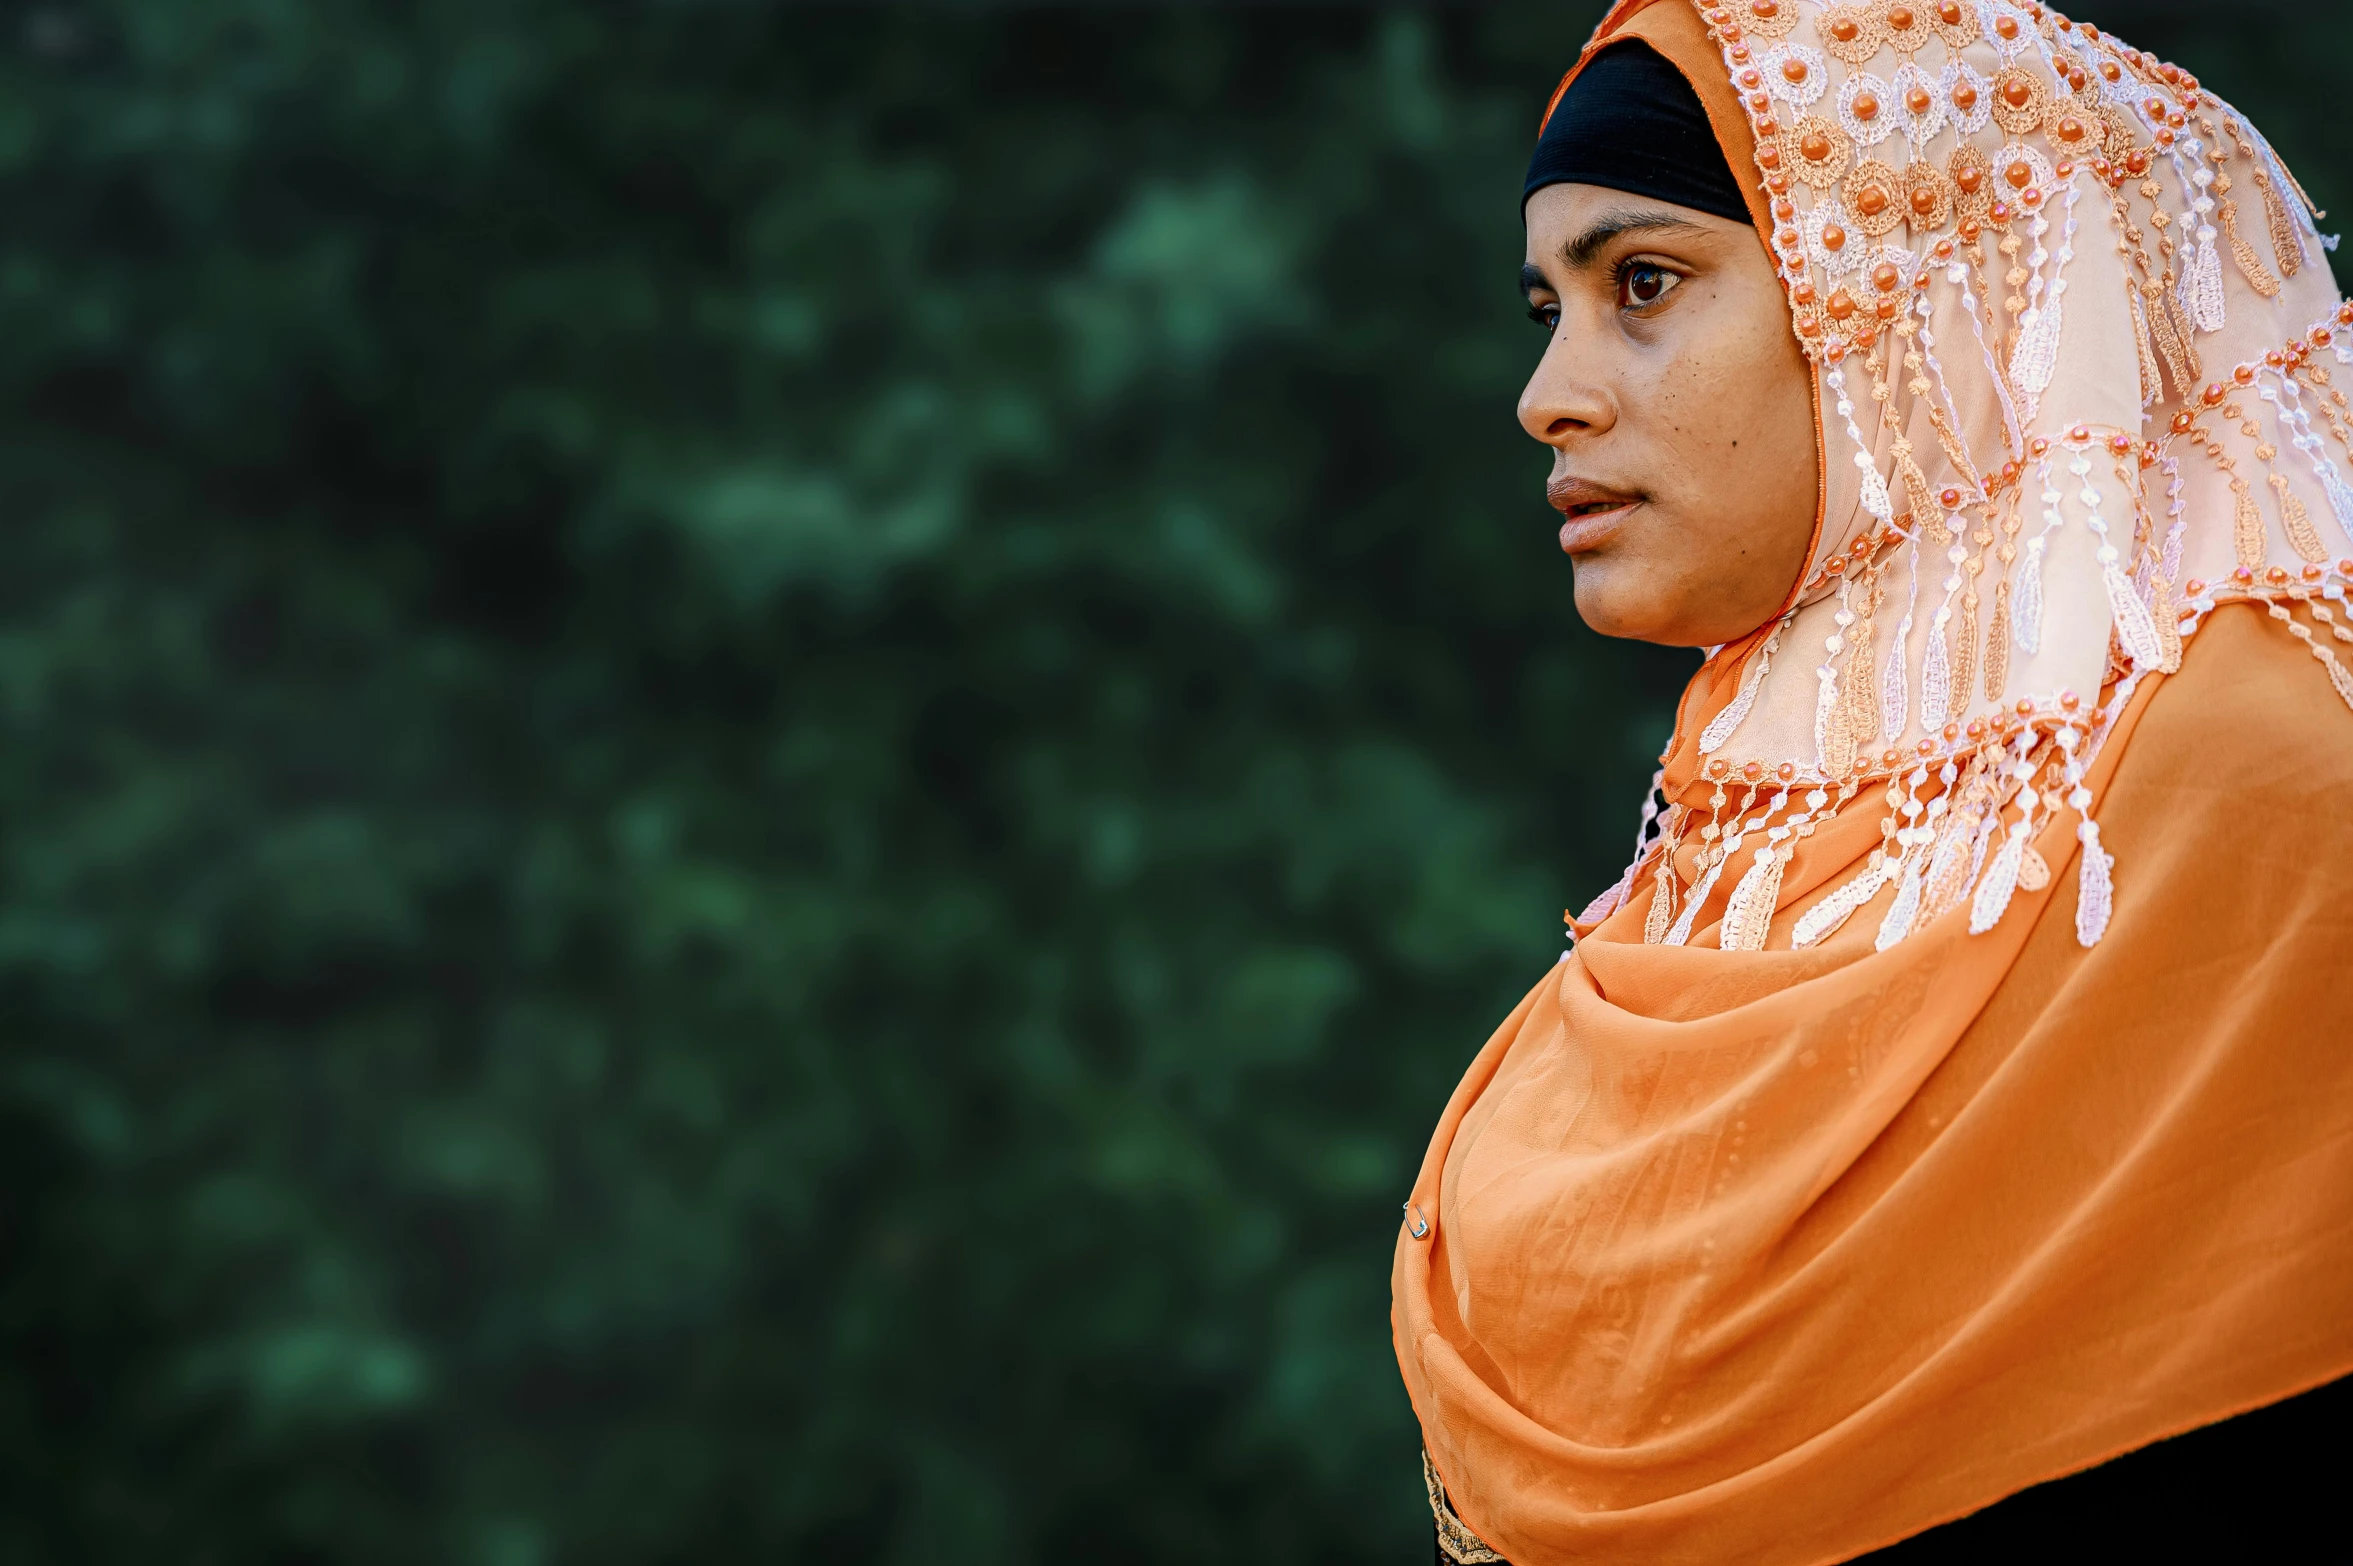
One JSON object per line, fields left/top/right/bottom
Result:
{"left": 0, "top": 3, "right": 2337, "bottom": 1561}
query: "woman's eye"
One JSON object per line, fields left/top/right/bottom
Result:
{"left": 1527, "top": 303, "right": 1561, "bottom": 331}
{"left": 1618, "top": 264, "right": 1680, "bottom": 310}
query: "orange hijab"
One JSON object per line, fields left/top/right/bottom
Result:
{"left": 1394, "top": 4, "right": 2353, "bottom": 1563}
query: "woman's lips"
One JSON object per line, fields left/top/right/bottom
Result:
{"left": 1558, "top": 503, "right": 1636, "bottom": 554}
{"left": 1547, "top": 476, "right": 1641, "bottom": 556}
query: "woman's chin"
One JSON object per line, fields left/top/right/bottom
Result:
{"left": 1570, "top": 565, "right": 1679, "bottom": 644}
{"left": 1571, "top": 564, "right": 1782, "bottom": 648}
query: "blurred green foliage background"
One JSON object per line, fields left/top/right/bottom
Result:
{"left": 0, "top": 2, "right": 2337, "bottom": 1561}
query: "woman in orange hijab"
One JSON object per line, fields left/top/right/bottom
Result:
{"left": 1394, "top": 3, "right": 2353, "bottom": 1562}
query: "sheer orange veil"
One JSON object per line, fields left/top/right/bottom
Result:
{"left": 1395, "top": 3, "right": 2353, "bottom": 1562}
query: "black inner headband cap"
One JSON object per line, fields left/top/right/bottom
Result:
{"left": 1523, "top": 39, "right": 1754, "bottom": 225}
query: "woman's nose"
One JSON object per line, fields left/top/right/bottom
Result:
{"left": 1518, "top": 336, "right": 1616, "bottom": 444}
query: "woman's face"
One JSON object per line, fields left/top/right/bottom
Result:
{"left": 1520, "top": 182, "right": 1819, "bottom": 647}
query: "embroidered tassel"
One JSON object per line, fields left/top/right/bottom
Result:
{"left": 2014, "top": 540, "right": 2044, "bottom": 655}
{"left": 1883, "top": 539, "right": 1917, "bottom": 742}
{"left": 2232, "top": 479, "right": 2267, "bottom": 570}
{"left": 1822, "top": 699, "right": 1856, "bottom": 780}
{"left": 1643, "top": 862, "right": 1677, "bottom": 945}
{"left": 2161, "top": 281, "right": 2202, "bottom": 384}
{"left": 2257, "top": 156, "right": 2304, "bottom": 280}
{"left": 2188, "top": 224, "right": 2227, "bottom": 334}
{"left": 1744, "top": 850, "right": 1789, "bottom": 950}
{"left": 2311, "top": 449, "right": 2353, "bottom": 538}
{"left": 2272, "top": 475, "right": 2328, "bottom": 563}
{"left": 1962, "top": 800, "right": 1996, "bottom": 889}
{"left": 1880, "top": 634, "right": 1910, "bottom": 743}
{"left": 1720, "top": 846, "right": 1785, "bottom": 953}
{"left": 1983, "top": 579, "right": 2012, "bottom": 701}
{"left": 2219, "top": 193, "right": 2282, "bottom": 297}
{"left": 2143, "top": 281, "right": 2194, "bottom": 401}
{"left": 1897, "top": 447, "right": 1945, "bottom": 544}
{"left": 2274, "top": 144, "right": 2326, "bottom": 229}
{"left": 1793, "top": 861, "right": 1887, "bottom": 949}
{"left": 1813, "top": 662, "right": 1840, "bottom": 772}
{"left": 1950, "top": 595, "right": 1978, "bottom": 716}
{"left": 1874, "top": 858, "right": 1927, "bottom": 951}
{"left": 2074, "top": 819, "right": 2113, "bottom": 947}
{"left": 1968, "top": 826, "right": 2028, "bottom": 935}
{"left": 1860, "top": 464, "right": 1895, "bottom": 522}
{"left": 2153, "top": 579, "right": 2184, "bottom": 673}
{"left": 1843, "top": 623, "right": 1878, "bottom": 749}
{"left": 2128, "top": 284, "right": 2163, "bottom": 408}
{"left": 1665, "top": 849, "right": 1731, "bottom": 947}
{"left": 2103, "top": 560, "right": 2164, "bottom": 670}
{"left": 1699, "top": 627, "right": 1781, "bottom": 754}
{"left": 1921, "top": 805, "right": 1984, "bottom": 920}
{"left": 1928, "top": 416, "right": 1981, "bottom": 498}
{"left": 2011, "top": 298, "right": 2063, "bottom": 398}
{"left": 1814, "top": 587, "right": 1851, "bottom": 778}
{"left": 1920, "top": 614, "right": 1952, "bottom": 730}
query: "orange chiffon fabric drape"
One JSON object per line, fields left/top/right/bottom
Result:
{"left": 1391, "top": 4, "right": 2353, "bottom": 1562}
{"left": 1398, "top": 604, "right": 2353, "bottom": 1565}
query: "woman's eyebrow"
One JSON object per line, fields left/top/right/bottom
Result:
{"left": 1560, "top": 210, "right": 1706, "bottom": 270}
